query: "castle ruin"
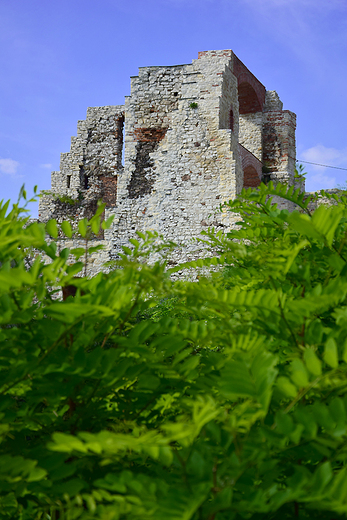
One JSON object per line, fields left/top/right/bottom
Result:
{"left": 39, "top": 50, "right": 298, "bottom": 269}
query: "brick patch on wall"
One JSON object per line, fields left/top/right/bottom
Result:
{"left": 243, "top": 166, "right": 262, "bottom": 188}
{"left": 100, "top": 176, "right": 117, "bottom": 207}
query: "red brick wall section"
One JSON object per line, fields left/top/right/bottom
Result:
{"left": 100, "top": 176, "right": 117, "bottom": 207}
{"left": 133, "top": 127, "right": 168, "bottom": 143}
{"left": 238, "top": 143, "right": 262, "bottom": 188}
{"left": 232, "top": 55, "right": 266, "bottom": 114}
{"left": 262, "top": 111, "right": 296, "bottom": 173}
{"left": 238, "top": 82, "right": 262, "bottom": 114}
{"left": 198, "top": 50, "right": 233, "bottom": 59}
{"left": 243, "top": 166, "right": 261, "bottom": 188}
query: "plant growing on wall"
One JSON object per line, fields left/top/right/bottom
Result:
{"left": 41, "top": 190, "right": 84, "bottom": 206}
{"left": 294, "top": 162, "right": 307, "bottom": 180}
{"left": 1, "top": 184, "right": 347, "bottom": 519}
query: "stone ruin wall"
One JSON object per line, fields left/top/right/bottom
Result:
{"left": 39, "top": 50, "right": 298, "bottom": 274}
{"left": 39, "top": 105, "right": 124, "bottom": 230}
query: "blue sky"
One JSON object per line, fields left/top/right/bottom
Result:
{"left": 1, "top": 0, "right": 347, "bottom": 215}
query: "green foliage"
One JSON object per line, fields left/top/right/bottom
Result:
{"left": 294, "top": 162, "right": 307, "bottom": 179}
{"left": 51, "top": 191, "right": 84, "bottom": 205}
{"left": 189, "top": 102, "right": 198, "bottom": 109}
{"left": 2, "top": 184, "right": 347, "bottom": 519}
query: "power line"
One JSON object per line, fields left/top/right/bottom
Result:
{"left": 297, "top": 160, "right": 347, "bottom": 172}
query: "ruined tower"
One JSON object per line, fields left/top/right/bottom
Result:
{"left": 39, "top": 50, "right": 297, "bottom": 270}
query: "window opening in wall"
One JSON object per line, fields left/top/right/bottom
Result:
{"left": 229, "top": 108, "right": 234, "bottom": 132}
{"left": 84, "top": 174, "right": 89, "bottom": 190}
{"left": 67, "top": 175, "right": 71, "bottom": 188}
{"left": 117, "top": 114, "right": 125, "bottom": 167}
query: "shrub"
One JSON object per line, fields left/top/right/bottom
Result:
{"left": 1, "top": 184, "right": 347, "bottom": 519}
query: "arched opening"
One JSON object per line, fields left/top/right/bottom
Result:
{"left": 238, "top": 82, "right": 262, "bottom": 114}
{"left": 243, "top": 165, "right": 261, "bottom": 189}
{"left": 238, "top": 82, "right": 263, "bottom": 161}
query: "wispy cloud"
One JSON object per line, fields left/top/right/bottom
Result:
{"left": 40, "top": 163, "right": 52, "bottom": 169}
{"left": 306, "top": 171, "right": 336, "bottom": 191}
{"left": 0, "top": 158, "right": 20, "bottom": 176}
{"left": 301, "top": 144, "right": 347, "bottom": 169}
{"left": 300, "top": 144, "right": 347, "bottom": 191}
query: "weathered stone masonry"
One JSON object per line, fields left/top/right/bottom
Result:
{"left": 39, "top": 50, "right": 298, "bottom": 272}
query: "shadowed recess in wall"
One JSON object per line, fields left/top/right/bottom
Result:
{"left": 262, "top": 123, "right": 283, "bottom": 172}
{"left": 127, "top": 127, "right": 168, "bottom": 199}
{"left": 100, "top": 176, "right": 117, "bottom": 207}
{"left": 238, "top": 82, "right": 262, "bottom": 114}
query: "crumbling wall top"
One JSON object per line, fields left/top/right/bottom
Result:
{"left": 264, "top": 91, "right": 284, "bottom": 112}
